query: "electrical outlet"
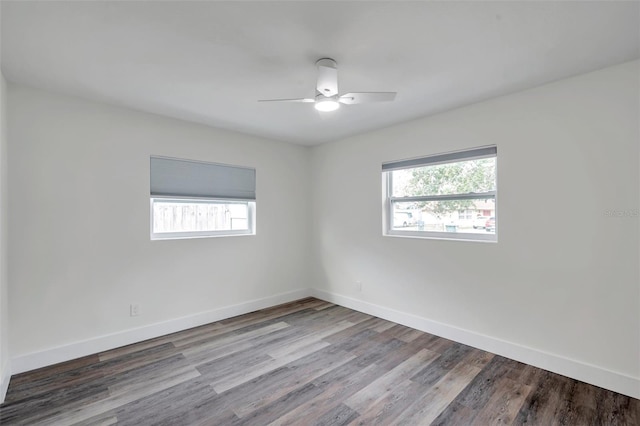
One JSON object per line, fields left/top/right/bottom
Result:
{"left": 130, "top": 303, "right": 140, "bottom": 317}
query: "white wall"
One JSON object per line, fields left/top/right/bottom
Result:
{"left": 311, "top": 61, "right": 639, "bottom": 396}
{"left": 7, "top": 85, "right": 312, "bottom": 362}
{"left": 0, "top": 72, "right": 10, "bottom": 402}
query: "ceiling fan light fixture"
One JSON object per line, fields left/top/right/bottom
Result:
{"left": 314, "top": 97, "right": 340, "bottom": 112}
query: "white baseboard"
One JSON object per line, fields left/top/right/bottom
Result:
{"left": 0, "top": 360, "right": 10, "bottom": 403}
{"left": 11, "top": 288, "right": 312, "bottom": 375}
{"left": 310, "top": 288, "right": 640, "bottom": 400}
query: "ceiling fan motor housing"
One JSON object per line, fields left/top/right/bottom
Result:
{"left": 315, "top": 58, "right": 339, "bottom": 97}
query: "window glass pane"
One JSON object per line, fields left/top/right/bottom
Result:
{"left": 392, "top": 157, "right": 496, "bottom": 197}
{"left": 152, "top": 200, "right": 249, "bottom": 234}
{"left": 392, "top": 200, "right": 496, "bottom": 234}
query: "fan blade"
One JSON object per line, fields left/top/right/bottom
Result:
{"left": 339, "top": 92, "right": 396, "bottom": 105}
{"left": 316, "top": 59, "right": 338, "bottom": 97}
{"left": 258, "top": 98, "right": 315, "bottom": 103}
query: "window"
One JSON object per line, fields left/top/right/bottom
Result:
{"left": 458, "top": 210, "right": 474, "bottom": 220}
{"left": 150, "top": 156, "right": 256, "bottom": 239}
{"left": 383, "top": 146, "right": 497, "bottom": 242}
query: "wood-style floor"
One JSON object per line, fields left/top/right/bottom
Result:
{"left": 1, "top": 298, "right": 638, "bottom": 425}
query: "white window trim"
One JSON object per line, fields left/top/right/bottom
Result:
{"left": 383, "top": 147, "right": 497, "bottom": 243}
{"left": 150, "top": 197, "right": 256, "bottom": 240}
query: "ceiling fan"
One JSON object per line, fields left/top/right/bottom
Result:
{"left": 258, "top": 58, "right": 397, "bottom": 112}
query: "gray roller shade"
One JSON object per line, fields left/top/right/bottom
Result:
{"left": 151, "top": 156, "right": 256, "bottom": 200}
{"left": 382, "top": 146, "right": 497, "bottom": 171}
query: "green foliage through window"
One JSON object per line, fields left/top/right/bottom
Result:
{"left": 393, "top": 158, "right": 496, "bottom": 215}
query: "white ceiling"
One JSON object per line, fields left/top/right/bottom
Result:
{"left": 1, "top": 1, "right": 638, "bottom": 146}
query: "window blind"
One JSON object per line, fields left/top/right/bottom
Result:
{"left": 382, "top": 146, "right": 497, "bottom": 172}
{"left": 150, "top": 156, "right": 256, "bottom": 200}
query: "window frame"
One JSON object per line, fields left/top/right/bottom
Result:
{"left": 150, "top": 197, "right": 256, "bottom": 240}
{"left": 150, "top": 155, "right": 257, "bottom": 241}
{"left": 383, "top": 147, "right": 497, "bottom": 242}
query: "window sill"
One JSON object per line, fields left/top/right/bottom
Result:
{"left": 151, "top": 231, "right": 255, "bottom": 241}
{"left": 384, "top": 230, "right": 497, "bottom": 243}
